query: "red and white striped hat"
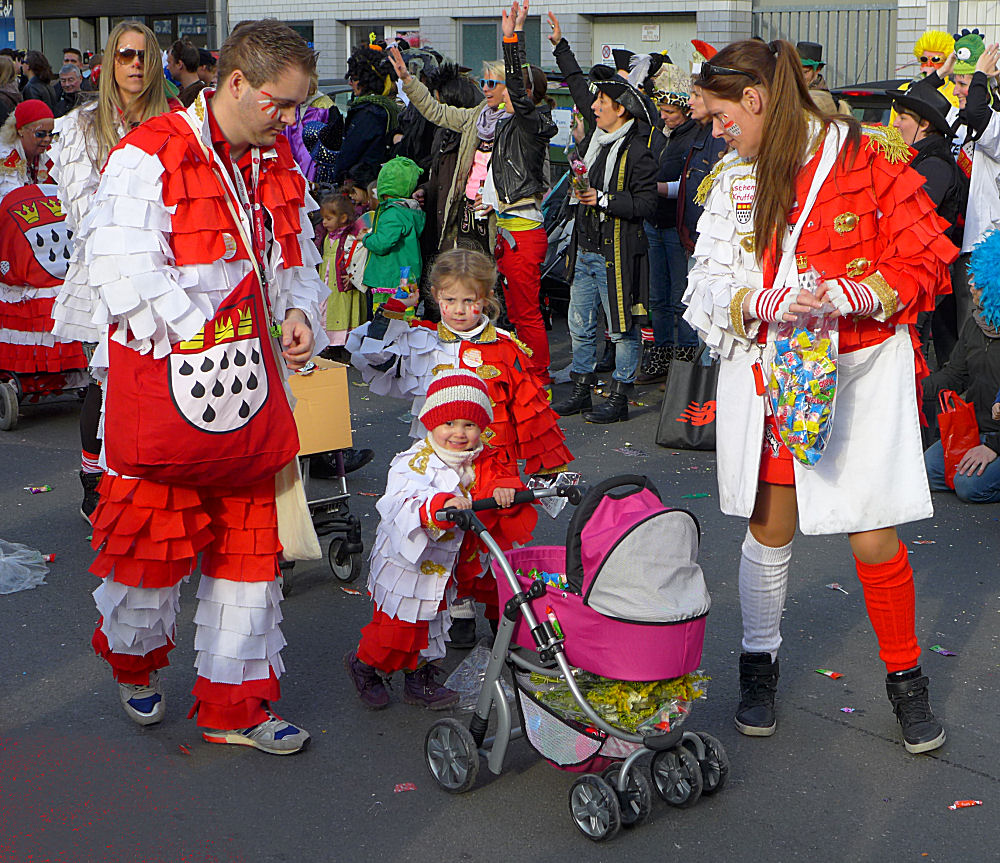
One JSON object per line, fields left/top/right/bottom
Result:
{"left": 418, "top": 368, "right": 493, "bottom": 431}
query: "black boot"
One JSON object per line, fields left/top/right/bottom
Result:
{"left": 551, "top": 372, "right": 594, "bottom": 417}
{"left": 735, "top": 652, "right": 779, "bottom": 737}
{"left": 636, "top": 345, "right": 672, "bottom": 384}
{"left": 595, "top": 339, "right": 615, "bottom": 373}
{"left": 582, "top": 380, "right": 631, "bottom": 424}
{"left": 886, "top": 666, "right": 945, "bottom": 754}
{"left": 80, "top": 470, "right": 102, "bottom": 525}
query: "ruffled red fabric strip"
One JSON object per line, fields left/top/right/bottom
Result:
{"left": 0, "top": 294, "right": 58, "bottom": 329}
{"left": 200, "top": 480, "right": 280, "bottom": 582}
{"left": 92, "top": 624, "right": 175, "bottom": 685}
{"left": 0, "top": 341, "right": 86, "bottom": 374}
{"left": 89, "top": 475, "right": 215, "bottom": 588}
{"left": 357, "top": 607, "right": 429, "bottom": 674}
{"left": 188, "top": 670, "right": 279, "bottom": 729}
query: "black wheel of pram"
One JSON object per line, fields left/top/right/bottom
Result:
{"left": 328, "top": 537, "right": 362, "bottom": 583}
{"left": 682, "top": 732, "right": 729, "bottom": 795}
{"left": 601, "top": 762, "right": 652, "bottom": 827}
{"left": 425, "top": 718, "right": 479, "bottom": 794}
{"left": 0, "top": 382, "right": 18, "bottom": 431}
{"left": 650, "top": 746, "right": 703, "bottom": 808}
{"left": 568, "top": 774, "right": 621, "bottom": 842}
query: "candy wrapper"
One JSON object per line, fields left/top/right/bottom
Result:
{"left": 526, "top": 471, "right": 581, "bottom": 519}
{"left": 528, "top": 670, "right": 709, "bottom": 733}
{"left": 766, "top": 275, "right": 839, "bottom": 468}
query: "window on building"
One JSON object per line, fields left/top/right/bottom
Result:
{"left": 462, "top": 19, "right": 540, "bottom": 75}
{"left": 178, "top": 14, "right": 209, "bottom": 49}
{"left": 285, "top": 21, "right": 314, "bottom": 49}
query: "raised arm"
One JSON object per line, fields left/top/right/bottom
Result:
{"left": 548, "top": 12, "right": 596, "bottom": 137}
{"left": 389, "top": 45, "right": 479, "bottom": 134}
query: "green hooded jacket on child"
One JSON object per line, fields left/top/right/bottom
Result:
{"left": 361, "top": 156, "right": 426, "bottom": 290}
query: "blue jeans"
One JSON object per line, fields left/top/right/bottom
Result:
{"left": 568, "top": 250, "right": 640, "bottom": 384}
{"left": 645, "top": 222, "right": 697, "bottom": 348}
{"left": 924, "top": 437, "right": 1000, "bottom": 503}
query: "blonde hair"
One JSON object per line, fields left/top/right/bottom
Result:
{"left": 0, "top": 56, "right": 15, "bottom": 87}
{"left": 431, "top": 248, "right": 501, "bottom": 319}
{"left": 92, "top": 21, "right": 169, "bottom": 168}
{"left": 482, "top": 60, "right": 503, "bottom": 83}
{"left": 0, "top": 113, "right": 16, "bottom": 146}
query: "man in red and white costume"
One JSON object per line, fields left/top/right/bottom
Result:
{"left": 71, "top": 20, "right": 327, "bottom": 755}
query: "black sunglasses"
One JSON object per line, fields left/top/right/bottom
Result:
{"left": 480, "top": 78, "right": 501, "bottom": 90}
{"left": 701, "top": 62, "right": 761, "bottom": 84}
{"left": 115, "top": 47, "right": 146, "bottom": 64}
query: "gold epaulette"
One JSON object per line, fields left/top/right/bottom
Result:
{"left": 694, "top": 154, "right": 742, "bottom": 207}
{"left": 861, "top": 124, "right": 912, "bottom": 165}
{"left": 509, "top": 334, "right": 533, "bottom": 357}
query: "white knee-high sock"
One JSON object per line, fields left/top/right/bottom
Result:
{"left": 739, "top": 528, "right": 793, "bottom": 660}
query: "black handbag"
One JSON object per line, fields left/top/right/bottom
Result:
{"left": 655, "top": 344, "right": 719, "bottom": 451}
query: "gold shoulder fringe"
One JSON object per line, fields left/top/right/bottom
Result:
{"left": 509, "top": 334, "right": 533, "bottom": 357}
{"left": 694, "top": 157, "right": 730, "bottom": 207}
{"left": 861, "top": 124, "right": 912, "bottom": 165}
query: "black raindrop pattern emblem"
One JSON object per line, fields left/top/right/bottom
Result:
{"left": 247, "top": 372, "right": 258, "bottom": 390}
{"left": 239, "top": 401, "right": 250, "bottom": 418}
{"left": 51, "top": 229, "right": 59, "bottom": 243}
{"left": 231, "top": 378, "right": 242, "bottom": 394}
{"left": 202, "top": 405, "right": 216, "bottom": 423}
{"left": 200, "top": 357, "right": 214, "bottom": 372}
{"left": 251, "top": 348, "right": 260, "bottom": 364}
{"left": 234, "top": 350, "right": 246, "bottom": 367}
{"left": 48, "top": 249, "right": 56, "bottom": 262}
{"left": 179, "top": 361, "right": 193, "bottom": 376}
{"left": 212, "top": 380, "right": 224, "bottom": 397}
{"left": 190, "top": 381, "right": 205, "bottom": 398}
{"left": 35, "top": 234, "right": 43, "bottom": 247}
{"left": 220, "top": 353, "right": 229, "bottom": 370}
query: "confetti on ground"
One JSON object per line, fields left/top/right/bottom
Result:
{"left": 816, "top": 668, "right": 844, "bottom": 679}
{"left": 913, "top": 540, "right": 936, "bottom": 545}
{"left": 930, "top": 644, "right": 957, "bottom": 656}
{"left": 394, "top": 782, "right": 417, "bottom": 793}
{"left": 358, "top": 491, "right": 379, "bottom": 497}
{"left": 178, "top": 744, "right": 191, "bottom": 755}
{"left": 23, "top": 485, "right": 52, "bottom": 494}
{"left": 42, "top": 553, "right": 55, "bottom": 562}
{"left": 340, "top": 587, "right": 364, "bottom": 596}
{"left": 948, "top": 800, "right": 982, "bottom": 810}
{"left": 825, "top": 582, "right": 849, "bottom": 594}
{"left": 680, "top": 493, "right": 711, "bottom": 499}
{"left": 840, "top": 707, "right": 855, "bottom": 713}
{"left": 351, "top": 381, "right": 368, "bottom": 387}
{"left": 613, "top": 447, "right": 648, "bottom": 457}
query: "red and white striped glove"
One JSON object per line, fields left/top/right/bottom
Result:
{"left": 824, "top": 277, "right": 880, "bottom": 318}
{"left": 748, "top": 286, "right": 796, "bottom": 323}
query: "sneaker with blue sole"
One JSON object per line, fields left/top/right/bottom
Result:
{"left": 118, "top": 670, "right": 166, "bottom": 726}
{"left": 202, "top": 709, "right": 310, "bottom": 755}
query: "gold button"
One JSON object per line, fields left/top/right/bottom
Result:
{"left": 740, "top": 235, "right": 755, "bottom": 253}
{"left": 846, "top": 256, "right": 870, "bottom": 277}
{"left": 834, "top": 212, "right": 859, "bottom": 234}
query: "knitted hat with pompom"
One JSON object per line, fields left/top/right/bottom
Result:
{"left": 418, "top": 368, "right": 493, "bottom": 431}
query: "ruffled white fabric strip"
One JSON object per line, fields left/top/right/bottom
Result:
{"left": 683, "top": 157, "right": 763, "bottom": 360}
{"left": 0, "top": 327, "right": 58, "bottom": 346}
{"left": 0, "top": 285, "right": 57, "bottom": 303}
{"left": 192, "top": 575, "right": 285, "bottom": 685}
{"left": 94, "top": 579, "right": 183, "bottom": 657}
{"left": 420, "top": 593, "right": 455, "bottom": 663}
{"left": 50, "top": 105, "right": 101, "bottom": 236}
{"left": 367, "top": 441, "right": 465, "bottom": 623}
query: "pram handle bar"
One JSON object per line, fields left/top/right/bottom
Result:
{"left": 435, "top": 484, "right": 583, "bottom": 527}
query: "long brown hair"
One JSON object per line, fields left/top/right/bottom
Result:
{"left": 698, "top": 39, "right": 860, "bottom": 263}
{"left": 93, "top": 21, "right": 169, "bottom": 167}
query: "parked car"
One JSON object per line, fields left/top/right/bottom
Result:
{"left": 832, "top": 78, "right": 910, "bottom": 125}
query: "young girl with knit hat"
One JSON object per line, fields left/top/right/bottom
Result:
{"left": 344, "top": 369, "right": 531, "bottom": 709}
{"left": 347, "top": 247, "right": 572, "bottom": 645}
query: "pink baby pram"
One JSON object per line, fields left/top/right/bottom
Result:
{"left": 422, "top": 476, "right": 729, "bottom": 842}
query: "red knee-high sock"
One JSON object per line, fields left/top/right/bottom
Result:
{"left": 854, "top": 541, "right": 920, "bottom": 673}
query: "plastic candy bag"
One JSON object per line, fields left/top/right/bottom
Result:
{"left": 442, "top": 640, "right": 514, "bottom": 711}
{"left": 766, "top": 274, "right": 839, "bottom": 468}
{"left": 0, "top": 539, "right": 49, "bottom": 595}
{"left": 526, "top": 471, "right": 581, "bottom": 519}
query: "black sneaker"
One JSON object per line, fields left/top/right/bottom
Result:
{"left": 80, "top": 470, "right": 102, "bottom": 524}
{"left": 735, "top": 652, "right": 779, "bottom": 736}
{"left": 886, "top": 667, "right": 945, "bottom": 754}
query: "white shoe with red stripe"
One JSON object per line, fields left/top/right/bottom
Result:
{"left": 202, "top": 709, "right": 310, "bottom": 755}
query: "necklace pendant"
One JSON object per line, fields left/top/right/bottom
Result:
{"left": 269, "top": 321, "right": 283, "bottom": 338}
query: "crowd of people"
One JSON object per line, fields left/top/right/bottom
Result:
{"left": 1, "top": 13, "right": 999, "bottom": 760}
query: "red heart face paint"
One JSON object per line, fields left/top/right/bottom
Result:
{"left": 257, "top": 90, "right": 280, "bottom": 120}
{"left": 723, "top": 117, "right": 743, "bottom": 137}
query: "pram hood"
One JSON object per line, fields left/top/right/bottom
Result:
{"left": 565, "top": 476, "right": 711, "bottom": 625}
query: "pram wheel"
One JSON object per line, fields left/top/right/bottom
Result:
{"left": 328, "top": 537, "right": 362, "bottom": 583}
{"left": 601, "top": 762, "right": 652, "bottom": 827}
{"left": 568, "top": 774, "right": 621, "bottom": 842}
{"left": 425, "top": 718, "right": 479, "bottom": 794}
{"left": 682, "top": 732, "right": 729, "bottom": 795}
{"left": 0, "top": 381, "right": 18, "bottom": 431}
{"left": 650, "top": 746, "right": 703, "bottom": 808}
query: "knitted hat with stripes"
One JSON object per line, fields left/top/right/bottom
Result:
{"left": 418, "top": 368, "right": 493, "bottom": 431}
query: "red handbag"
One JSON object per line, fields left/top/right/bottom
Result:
{"left": 104, "top": 271, "right": 299, "bottom": 487}
{"left": 938, "top": 390, "right": 979, "bottom": 489}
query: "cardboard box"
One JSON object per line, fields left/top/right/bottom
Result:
{"left": 287, "top": 357, "right": 354, "bottom": 455}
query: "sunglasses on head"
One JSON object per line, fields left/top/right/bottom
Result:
{"left": 115, "top": 47, "right": 146, "bottom": 64}
{"left": 701, "top": 62, "right": 761, "bottom": 84}
{"left": 480, "top": 78, "right": 500, "bottom": 90}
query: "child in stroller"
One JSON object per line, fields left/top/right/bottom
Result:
{"left": 423, "top": 476, "right": 729, "bottom": 842}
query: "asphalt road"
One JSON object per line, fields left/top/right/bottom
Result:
{"left": 1, "top": 325, "right": 998, "bottom": 863}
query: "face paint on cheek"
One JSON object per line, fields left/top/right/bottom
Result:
{"left": 257, "top": 90, "right": 280, "bottom": 120}
{"left": 723, "top": 118, "right": 742, "bottom": 137}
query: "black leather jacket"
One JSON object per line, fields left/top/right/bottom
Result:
{"left": 492, "top": 35, "right": 556, "bottom": 207}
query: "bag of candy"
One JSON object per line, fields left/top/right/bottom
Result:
{"left": 766, "top": 274, "right": 839, "bottom": 468}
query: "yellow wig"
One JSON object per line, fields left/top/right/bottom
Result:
{"left": 913, "top": 30, "right": 954, "bottom": 60}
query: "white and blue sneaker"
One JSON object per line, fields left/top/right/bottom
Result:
{"left": 202, "top": 709, "right": 310, "bottom": 755}
{"left": 118, "top": 670, "right": 166, "bottom": 726}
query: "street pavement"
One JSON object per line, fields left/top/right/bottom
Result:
{"left": 1, "top": 324, "right": 998, "bottom": 863}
